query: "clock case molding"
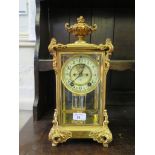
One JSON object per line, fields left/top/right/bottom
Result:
{"left": 33, "top": 0, "right": 135, "bottom": 123}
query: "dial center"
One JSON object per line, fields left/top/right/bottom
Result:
{"left": 70, "top": 64, "right": 91, "bottom": 85}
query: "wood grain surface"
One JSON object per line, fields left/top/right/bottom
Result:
{"left": 20, "top": 106, "right": 135, "bottom": 155}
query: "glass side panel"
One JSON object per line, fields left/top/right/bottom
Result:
{"left": 60, "top": 53, "right": 103, "bottom": 125}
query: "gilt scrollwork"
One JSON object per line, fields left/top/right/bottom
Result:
{"left": 105, "top": 55, "right": 110, "bottom": 75}
{"left": 48, "top": 38, "right": 67, "bottom": 51}
{"left": 97, "top": 38, "right": 114, "bottom": 53}
{"left": 89, "top": 109, "right": 112, "bottom": 147}
{"left": 48, "top": 109, "right": 72, "bottom": 146}
{"left": 103, "top": 109, "right": 109, "bottom": 125}
{"left": 48, "top": 38, "right": 67, "bottom": 73}
{"left": 96, "top": 38, "right": 114, "bottom": 74}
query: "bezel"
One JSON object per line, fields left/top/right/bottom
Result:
{"left": 61, "top": 55, "right": 100, "bottom": 95}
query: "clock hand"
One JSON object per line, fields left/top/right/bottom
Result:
{"left": 72, "top": 74, "right": 81, "bottom": 82}
{"left": 80, "top": 64, "right": 85, "bottom": 76}
{"left": 72, "top": 64, "right": 85, "bottom": 82}
{"left": 73, "top": 70, "right": 83, "bottom": 81}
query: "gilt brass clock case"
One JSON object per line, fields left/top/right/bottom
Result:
{"left": 48, "top": 16, "right": 114, "bottom": 147}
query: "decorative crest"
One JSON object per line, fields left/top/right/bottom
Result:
{"left": 65, "top": 16, "right": 97, "bottom": 42}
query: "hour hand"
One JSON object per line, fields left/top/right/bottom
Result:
{"left": 78, "top": 64, "right": 85, "bottom": 76}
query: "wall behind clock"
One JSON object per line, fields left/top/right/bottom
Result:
{"left": 19, "top": 0, "right": 36, "bottom": 110}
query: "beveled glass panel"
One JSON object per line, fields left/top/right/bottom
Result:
{"left": 60, "top": 53, "right": 103, "bottom": 125}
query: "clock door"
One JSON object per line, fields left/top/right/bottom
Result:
{"left": 60, "top": 52, "right": 104, "bottom": 126}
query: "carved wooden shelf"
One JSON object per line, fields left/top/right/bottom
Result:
{"left": 110, "top": 60, "right": 135, "bottom": 71}
{"left": 38, "top": 59, "right": 135, "bottom": 72}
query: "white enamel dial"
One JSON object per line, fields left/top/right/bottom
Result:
{"left": 61, "top": 55, "right": 100, "bottom": 95}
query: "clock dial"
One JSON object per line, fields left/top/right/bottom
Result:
{"left": 61, "top": 55, "right": 100, "bottom": 94}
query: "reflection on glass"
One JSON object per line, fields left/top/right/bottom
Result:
{"left": 72, "top": 95, "right": 86, "bottom": 110}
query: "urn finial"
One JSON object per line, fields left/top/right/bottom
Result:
{"left": 65, "top": 16, "right": 97, "bottom": 43}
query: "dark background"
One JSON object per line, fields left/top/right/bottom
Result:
{"left": 33, "top": 0, "right": 135, "bottom": 126}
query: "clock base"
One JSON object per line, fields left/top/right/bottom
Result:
{"left": 48, "top": 109, "right": 112, "bottom": 147}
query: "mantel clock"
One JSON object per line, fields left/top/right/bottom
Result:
{"left": 48, "top": 16, "right": 114, "bottom": 147}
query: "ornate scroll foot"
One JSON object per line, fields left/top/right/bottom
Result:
{"left": 48, "top": 109, "right": 72, "bottom": 146}
{"left": 49, "top": 127, "right": 72, "bottom": 147}
{"left": 89, "top": 126, "right": 112, "bottom": 147}
{"left": 89, "top": 109, "right": 112, "bottom": 147}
